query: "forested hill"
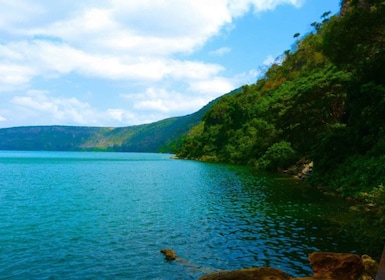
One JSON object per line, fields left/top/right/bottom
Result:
{"left": 0, "top": 89, "right": 240, "bottom": 153}
{"left": 176, "top": 0, "right": 385, "bottom": 252}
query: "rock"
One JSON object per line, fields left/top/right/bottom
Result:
{"left": 161, "top": 248, "right": 220, "bottom": 274}
{"left": 286, "top": 159, "right": 313, "bottom": 180}
{"left": 361, "top": 254, "right": 379, "bottom": 280}
{"left": 161, "top": 249, "right": 374, "bottom": 279}
{"left": 308, "top": 252, "right": 364, "bottom": 280}
{"left": 198, "top": 267, "right": 292, "bottom": 280}
{"left": 160, "top": 249, "right": 177, "bottom": 261}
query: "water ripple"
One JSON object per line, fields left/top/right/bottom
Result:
{"left": 0, "top": 152, "right": 360, "bottom": 279}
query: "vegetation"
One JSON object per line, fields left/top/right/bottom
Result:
{"left": 176, "top": 0, "right": 385, "bottom": 257}
{"left": 0, "top": 97, "right": 217, "bottom": 153}
{"left": 0, "top": 88, "right": 243, "bottom": 153}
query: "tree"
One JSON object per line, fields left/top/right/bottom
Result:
{"left": 322, "top": 2, "right": 385, "bottom": 83}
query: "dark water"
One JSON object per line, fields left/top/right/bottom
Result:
{"left": 0, "top": 151, "right": 360, "bottom": 279}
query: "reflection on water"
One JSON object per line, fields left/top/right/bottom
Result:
{"left": 0, "top": 151, "right": 360, "bottom": 279}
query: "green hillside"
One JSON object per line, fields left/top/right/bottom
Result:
{"left": 0, "top": 88, "right": 240, "bottom": 153}
{"left": 176, "top": 0, "right": 385, "bottom": 255}
{"left": 178, "top": 0, "right": 385, "bottom": 196}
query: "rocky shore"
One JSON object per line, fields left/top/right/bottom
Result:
{"left": 161, "top": 249, "right": 380, "bottom": 280}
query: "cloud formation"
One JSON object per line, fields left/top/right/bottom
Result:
{"left": 0, "top": 0, "right": 304, "bottom": 127}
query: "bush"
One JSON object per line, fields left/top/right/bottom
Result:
{"left": 310, "top": 154, "right": 385, "bottom": 198}
{"left": 255, "top": 141, "right": 298, "bottom": 171}
{"left": 358, "top": 184, "right": 385, "bottom": 208}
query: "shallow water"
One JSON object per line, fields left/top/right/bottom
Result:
{"left": 0, "top": 151, "right": 359, "bottom": 279}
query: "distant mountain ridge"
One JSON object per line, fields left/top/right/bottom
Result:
{"left": 0, "top": 88, "right": 241, "bottom": 153}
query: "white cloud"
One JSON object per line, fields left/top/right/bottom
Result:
{"left": 233, "top": 69, "right": 262, "bottom": 85}
{"left": 227, "top": 0, "right": 304, "bottom": 17}
{"left": 0, "top": 0, "right": 305, "bottom": 87}
{"left": 0, "top": 0, "right": 307, "bottom": 127}
{"left": 263, "top": 55, "right": 276, "bottom": 66}
{"left": 0, "top": 40, "right": 227, "bottom": 86}
{"left": 135, "top": 99, "right": 169, "bottom": 113}
{"left": 109, "top": 0, "right": 232, "bottom": 38}
{"left": 189, "top": 77, "right": 235, "bottom": 96}
{"left": 0, "top": 0, "right": 43, "bottom": 31}
{"left": 209, "top": 47, "right": 231, "bottom": 56}
{"left": 11, "top": 90, "right": 97, "bottom": 125}
{"left": 0, "top": 64, "right": 35, "bottom": 91}
{"left": 107, "top": 108, "right": 135, "bottom": 123}
{"left": 263, "top": 53, "right": 286, "bottom": 68}
{"left": 128, "top": 87, "right": 208, "bottom": 115}
{"left": 8, "top": 90, "right": 155, "bottom": 126}
{"left": 22, "top": 1, "right": 231, "bottom": 57}
{"left": 0, "top": 115, "right": 6, "bottom": 122}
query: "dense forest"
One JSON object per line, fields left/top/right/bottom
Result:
{"left": 176, "top": 0, "right": 385, "bottom": 255}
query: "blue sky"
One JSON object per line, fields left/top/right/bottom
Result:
{"left": 0, "top": 0, "right": 340, "bottom": 128}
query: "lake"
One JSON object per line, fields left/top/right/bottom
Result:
{"left": 0, "top": 151, "right": 360, "bottom": 279}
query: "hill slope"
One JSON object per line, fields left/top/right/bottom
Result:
{"left": 175, "top": 0, "right": 385, "bottom": 256}
{"left": 0, "top": 88, "right": 240, "bottom": 153}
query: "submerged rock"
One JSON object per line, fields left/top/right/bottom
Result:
{"left": 160, "top": 249, "right": 177, "bottom": 261}
{"left": 198, "top": 267, "right": 292, "bottom": 280}
{"left": 161, "top": 249, "right": 377, "bottom": 279}
{"left": 308, "top": 252, "right": 364, "bottom": 280}
{"left": 161, "top": 248, "right": 219, "bottom": 274}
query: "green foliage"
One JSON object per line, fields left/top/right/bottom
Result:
{"left": 176, "top": 23, "right": 346, "bottom": 165}
{"left": 272, "top": 65, "right": 351, "bottom": 153}
{"left": 359, "top": 184, "right": 385, "bottom": 208}
{"left": 0, "top": 105, "right": 207, "bottom": 153}
{"left": 308, "top": 1, "right": 385, "bottom": 204}
{"left": 173, "top": 2, "right": 385, "bottom": 258}
{"left": 255, "top": 141, "right": 298, "bottom": 171}
{"left": 322, "top": 1, "right": 385, "bottom": 83}
{"left": 176, "top": 2, "right": 385, "bottom": 237}
{"left": 0, "top": 87, "right": 227, "bottom": 153}
{"left": 313, "top": 154, "right": 385, "bottom": 198}
{"left": 346, "top": 82, "right": 385, "bottom": 153}
{"left": 175, "top": 122, "right": 205, "bottom": 159}
{"left": 310, "top": 126, "right": 354, "bottom": 178}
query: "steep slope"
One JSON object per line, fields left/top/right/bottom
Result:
{"left": 176, "top": 1, "right": 385, "bottom": 257}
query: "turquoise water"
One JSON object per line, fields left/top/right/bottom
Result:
{"left": 0, "top": 151, "right": 358, "bottom": 279}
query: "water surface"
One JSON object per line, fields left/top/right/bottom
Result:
{"left": 0, "top": 151, "right": 358, "bottom": 279}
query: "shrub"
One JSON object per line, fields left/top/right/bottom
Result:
{"left": 255, "top": 141, "right": 298, "bottom": 171}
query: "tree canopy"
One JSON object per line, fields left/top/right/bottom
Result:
{"left": 176, "top": 1, "right": 385, "bottom": 255}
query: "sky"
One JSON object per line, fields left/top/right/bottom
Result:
{"left": 0, "top": 0, "right": 340, "bottom": 128}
